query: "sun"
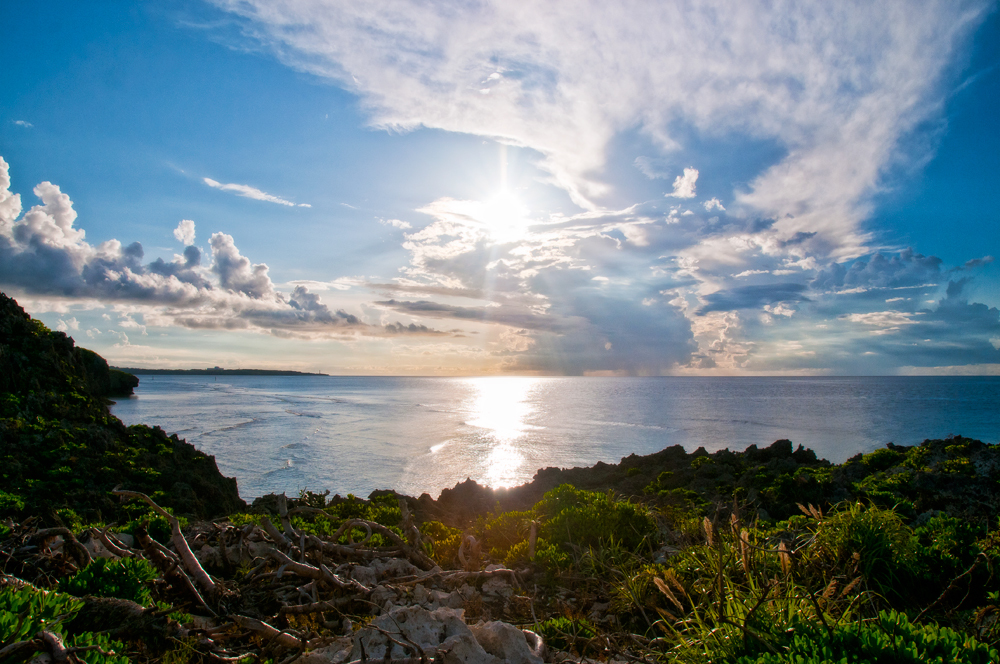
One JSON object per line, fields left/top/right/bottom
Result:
{"left": 479, "top": 189, "right": 530, "bottom": 243}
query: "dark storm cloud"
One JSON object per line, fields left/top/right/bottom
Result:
{"left": 697, "top": 283, "right": 810, "bottom": 314}
{"left": 811, "top": 249, "right": 943, "bottom": 291}
{"left": 504, "top": 292, "right": 697, "bottom": 375}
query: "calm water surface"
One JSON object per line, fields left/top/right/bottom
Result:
{"left": 110, "top": 376, "right": 1000, "bottom": 501}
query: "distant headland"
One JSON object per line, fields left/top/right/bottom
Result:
{"left": 113, "top": 366, "right": 328, "bottom": 376}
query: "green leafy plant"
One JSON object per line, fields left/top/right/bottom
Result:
{"left": 0, "top": 585, "right": 128, "bottom": 663}
{"left": 536, "top": 484, "right": 657, "bottom": 555}
{"left": 59, "top": 557, "right": 159, "bottom": 606}
{"left": 734, "top": 610, "right": 998, "bottom": 663}
{"left": 535, "top": 616, "right": 598, "bottom": 654}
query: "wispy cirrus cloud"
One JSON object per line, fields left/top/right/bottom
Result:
{"left": 203, "top": 177, "right": 311, "bottom": 207}
{"left": 199, "top": 0, "right": 998, "bottom": 376}
{"left": 210, "top": 0, "right": 987, "bottom": 255}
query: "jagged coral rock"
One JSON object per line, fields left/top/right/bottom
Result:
{"left": 350, "top": 605, "right": 501, "bottom": 664}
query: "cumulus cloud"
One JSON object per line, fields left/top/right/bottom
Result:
{"left": 13, "top": 120, "right": 33, "bottom": 128}
{"left": 811, "top": 249, "right": 944, "bottom": 291}
{"left": 698, "top": 284, "right": 810, "bottom": 315}
{"left": 665, "top": 168, "right": 698, "bottom": 199}
{"left": 0, "top": 156, "right": 435, "bottom": 338}
{"left": 203, "top": 177, "right": 309, "bottom": 207}
{"left": 703, "top": 198, "right": 725, "bottom": 212}
{"left": 173, "top": 219, "right": 196, "bottom": 245}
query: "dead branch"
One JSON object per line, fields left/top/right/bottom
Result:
{"left": 93, "top": 525, "right": 134, "bottom": 558}
{"left": 269, "top": 549, "right": 371, "bottom": 594}
{"left": 135, "top": 526, "right": 216, "bottom": 616}
{"left": 279, "top": 597, "right": 352, "bottom": 615}
{"left": 260, "top": 516, "right": 292, "bottom": 548}
{"left": 0, "top": 639, "right": 38, "bottom": 662}
{"left": 232, "top": 615, "right": 303, "bottom": 650}
{"left": 113, "top": 488, "right": 219, "bottom": 599}
{"left": 29, "top": 527, "right": 92, "bottom": 570}
{"left": 277, "top": 493, "right": 300, "bottom": 539}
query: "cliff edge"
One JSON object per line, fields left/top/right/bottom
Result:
{"left": 0, "top": 292, "right": 246, "bottom": 523}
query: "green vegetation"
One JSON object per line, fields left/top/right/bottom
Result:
{"left": 59, "top": 557, "right": 160, "bottom": 606}
{"left": 5, "top": 290, "right": 1000, "bottom": 662}
{"left": 733, "top": 611, "right": 998, "bottom": 664}
{"left": 0, "top": 585, "right": 128, "bottom": 663}
{"left": 0, "top": 292, "right": 245, "bottom": 523}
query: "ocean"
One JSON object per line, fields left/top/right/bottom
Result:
{"left": 109, "top": 375, "right": 1000, "bottom": 502}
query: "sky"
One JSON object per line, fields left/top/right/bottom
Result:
{"left": 1, "top": 0, "right": 998, "bottom": 376}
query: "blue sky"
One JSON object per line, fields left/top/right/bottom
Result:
{"left": 1, "top": 0, "right": 998, "bottom": 375}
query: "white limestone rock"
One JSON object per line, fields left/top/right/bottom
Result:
{"left": 82, "top": 537, "right": 117, "bottom": 560}
{"left": 469, "top": 621, "right": 544, "bottom": 664}
{"left": 481, "top": 576, "right": 513, "bottom": 598}
{"left": 351, "top": 605, "right": 499, "bottom": 664}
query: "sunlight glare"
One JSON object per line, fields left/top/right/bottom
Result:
{"left": 480, "top": 190, "right": 530, "bottom": 243}
{"left": 465, "top": 376, "right": 540, "bottom": 488}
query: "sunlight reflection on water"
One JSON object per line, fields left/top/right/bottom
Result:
{"left": 463, "top": 376, "right": 542, "bottom": 488}
{"left": 110, "top": 375, "right": 1000, "bottom": 500}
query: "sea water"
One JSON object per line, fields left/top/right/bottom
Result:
{"left": 110, "top": 375, "right": 1000, "bottom": 501}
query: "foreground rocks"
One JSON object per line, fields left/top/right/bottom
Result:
{"left": 299, "top": 605, "right": 545, "bottom": 664}
{"left": 2, "top": 490, "right": 559, "bottom": 664}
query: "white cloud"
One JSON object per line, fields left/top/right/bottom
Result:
{"left": 13, "top": 120, "right": 33, "bottom": 128}
{"left": 0, "top": 157, "right": 379, "bottom": 337}
{"left": 211, "top": 0, "right": 987, "bottom": 247}
{"left": 203, "top": 177, "right": 307, "bottom": 207}
{"left": 764, "top": 304, "right": 796, "bottom": 317}
{"left": 288, "top": 277, "right": 365, "bottom": 291}
{"left": 173, "top": 219, "right": 196, "bottom": 245}
{"left": 840, "top": 310, "right": 923, "bottom": 333}
{"left": 380, "top": 218, "right": 412, "bottom": 229}
{"left": 703, "top": 198, "right": 725, "bottom": 211}
{"left": 56, "top": 317, "right": 80, "bottom": 332}
{"left": 665, "top": 168, "right": 698, "bottom": 199}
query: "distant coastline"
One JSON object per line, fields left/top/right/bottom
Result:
{"left": 113, "top": 366, "right": 328, "bottom": 376}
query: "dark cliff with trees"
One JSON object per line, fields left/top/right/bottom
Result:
{"left": 0, "top": 292, "right": 245, "bottom": 524}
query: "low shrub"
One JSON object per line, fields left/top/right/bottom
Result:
{"left": 808, "top": 502, "right": 916, "bottom": 601}
{"left": 0, "top": 585, "right": 128, "bottom": 663}
{"left": 536, "top": 484, "right": 657, "bottom": 554}
{"left": 59, "top": 557, "right": 159, "bottom": 606}
{"left": 535, "top": 616, "right": 598, "bottom": 654}
{"left": 734, "top": 610, "right": 998, "bottom": 664}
